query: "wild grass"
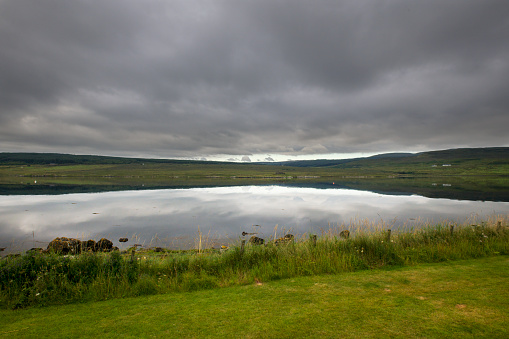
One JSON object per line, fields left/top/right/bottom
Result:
{"left": 1, "top": 216, "right": 508, "bottom": 309}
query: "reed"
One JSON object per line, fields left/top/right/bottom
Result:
{"left": 1, "top": 216, "right": 508, "bottom": 309}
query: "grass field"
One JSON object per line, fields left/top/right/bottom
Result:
{"left": 0, "top": 162, "right": 340, "bottom": 185}
{"left": 1, "top": 256, "right": 507, "bottom": 338}
{"left": 2, "top": 162, "right": 509, "bottom": 204}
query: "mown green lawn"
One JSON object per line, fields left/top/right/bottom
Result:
{"left": 1, "top": 256, "right": 508, "bottom": 338}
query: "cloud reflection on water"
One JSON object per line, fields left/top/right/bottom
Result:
{"left": 1, "top": 186, "right": 508, "bottom": 254}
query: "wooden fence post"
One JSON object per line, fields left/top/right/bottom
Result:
{"left": 497, "top": 221, "right": 502, "bottom": 233}
{"left": 450, "top": 225, "right": 454, "bottom": 236}
{"left": 241, "top": 240, "right": 246, "bottom": 254}
{"left": 386, "top": 229, "right": 391, "bottom": 242}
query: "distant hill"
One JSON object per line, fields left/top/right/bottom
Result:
{"left": 413, "top": 147, "right": 509, "bottom": 161}
{"left": 271, "top": 153, "right": 415, "bottom": 167}
{"left": 272, "top": 148, "right": 509, "bottom": 168}
{"left": 1, "top": 147, "right": 508, "bottom": 168}
{"left": 0, "top": 153, "right": 220, "bottom": 165}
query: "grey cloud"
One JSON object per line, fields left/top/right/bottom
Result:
{"left": 1, "top": 0, "right": 508, "bottom": 158}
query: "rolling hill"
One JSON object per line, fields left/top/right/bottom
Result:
{"left": 0, "top": 148, "right": 508, "bottom": 178}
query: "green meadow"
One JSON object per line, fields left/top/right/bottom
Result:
{"left": 1, "top": 157, "right": 508, "bottom": 183}
{"left": 1, "top": 256, "right": 508, "bottom": 338}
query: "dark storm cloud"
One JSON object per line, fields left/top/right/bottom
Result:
{"left": 1, "top": 0, "right": 508, "bottom": 158}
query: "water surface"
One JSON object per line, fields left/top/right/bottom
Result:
{"left": 1, "top": 184, "right": 508, "bottom": 254}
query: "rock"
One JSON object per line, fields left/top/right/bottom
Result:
{"left": 96, "top": 238, "right": 113, "bottom": 252}
{"left": 340, "top": 230, "right": 350, "bottom": 239}
{"left": 119, "top": 238, "right": 128, "bottom": 243}
{"left": 82, "top": 240, "right": 96, "bottom": 251}
{"left": 249, "top": 236, "right": 265, "bottom": 245}
{"left": 46, "top": 237, "right": 82, "bottom": 254}
{"left": 46, "top": 237, "right": 116, "bottom": 254}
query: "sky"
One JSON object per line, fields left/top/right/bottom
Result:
{"left": 1, "top": 0, "right": 508, "bottom": 162}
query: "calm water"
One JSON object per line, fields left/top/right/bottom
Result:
{"left": 1, "top": 185, "right": 509, "bottom": 254}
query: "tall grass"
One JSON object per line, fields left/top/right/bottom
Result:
{"left": 1, "top": 216, "right": 508, "bottom": 309}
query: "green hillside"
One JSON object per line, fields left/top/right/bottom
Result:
{"left": 0, "top": 147, "right": 508, "bottom": 181}
{"left": 0, "top": 152, "right": 219, "bottom": 165}
{"left": 279, "top": 147, "right": 509, "bottom": 168}
{"left": 1, "top": 147, "right": 508, "bottom": 168}
{"left": 320, "top": 147, "right": 509, "bottom": 176}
